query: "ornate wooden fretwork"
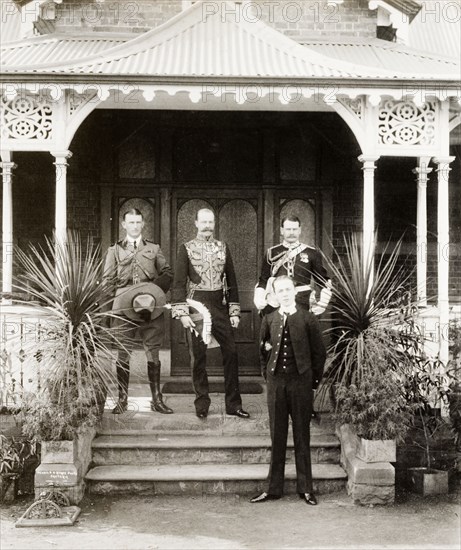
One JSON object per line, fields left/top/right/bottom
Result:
{"left": 378, "top": 100, "right": 436, "bottom": 146}
{"left": 1, "top": 93, "right": 53, "bottom": 140}
{"left": 338, "top": 97, "right": 364, "bottom": 120}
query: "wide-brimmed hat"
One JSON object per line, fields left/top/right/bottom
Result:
{"left": 112, "top": 282, "right": 166, "bottom": 321}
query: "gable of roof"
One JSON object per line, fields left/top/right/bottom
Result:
{"left": 1, "top": 0, "right": 458, "bottom": 81}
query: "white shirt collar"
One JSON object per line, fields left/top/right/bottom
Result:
{"left": 126, "top": 236, "right": 142, "bottom": 247}
{"left": 279, "top": 305, "right": 297, "bottom": 316}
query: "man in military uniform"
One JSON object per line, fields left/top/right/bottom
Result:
{"left": 104, "top": 208, "right": 174, "bottom": 415}
{"left": 171, "top": 208, "right": 250, "bottom": 420}
{"left": 254, "top": 215, "right": 331, "bottom": 316}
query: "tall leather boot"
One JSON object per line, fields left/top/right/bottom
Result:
{"left": 147, "top": 361, "right": 173, "bottom": 414}
{"left": 112, "top": 360, "right": 130, "bottom": 414}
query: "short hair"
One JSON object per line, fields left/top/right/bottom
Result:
{"left": 281, "top": 215, "right": 301, "bottom": 227}
{"left": 123, "top": 208, "right": 143, "bottom": 220}
{"left": 196, "top": 208, "right": 215, "bottom": 221}
{"left": 273, "top": 275, "right": 295, "bottom": 290}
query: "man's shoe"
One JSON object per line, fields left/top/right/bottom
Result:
{"left": 112, "top": 399, "right": 128, "bottom": 414}
{"left": 250, "top": 492, "right": 281, "bottom": 503}
{"left": 196, "top": 411, "right": 208, "bottom": 419}
{"left": 300, "top": 493, "right": 318, "bottom": 506}
{"left": 227, "top": 409, "right": 250, "bottom": 419}
{"left": 151, "top": 400, "right": 174, "bottom": 414}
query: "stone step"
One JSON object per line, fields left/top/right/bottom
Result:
{"left": 91, "top": 433, "right": 341, "bottom": 466}
{"left": 86, "top": 463, "right": 347, "bottom": 496}
{"left": 100, "top": 394, "right": 335, "bottom": 435}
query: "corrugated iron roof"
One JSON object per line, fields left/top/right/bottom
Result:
{"left": 1, "top": 1, "right": 458, "bottom": 81}
{"left": 1, "top": 34, "right": 128, "bottom": 67}
{"left": 409, "top": 0, "right": 461, "bottom": 60}
{"left": 303, "top": 38, "right": 459, "bottom": 77}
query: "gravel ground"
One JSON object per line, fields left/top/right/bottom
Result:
{"left": 1, "top": 487, "right": 460, "bottom": 550}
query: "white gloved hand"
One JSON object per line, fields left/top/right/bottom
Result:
{"left": 253, "top": 286, "right": 267, "bottom": 310}
{"left": 311, "top": 286, "right": 332, "bottom": 316}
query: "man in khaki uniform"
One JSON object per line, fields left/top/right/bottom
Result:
{"left": 104, "top": 208, "right": 173, "bottom": 414}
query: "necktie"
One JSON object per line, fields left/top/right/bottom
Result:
{"left": 133, "top": 240, "right": 137, "bottom": 251}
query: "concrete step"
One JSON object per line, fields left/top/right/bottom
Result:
{"left": 91, "top": 433, "right": 341, "bottom": 466}
{"left": 86, "top": 463, "right": 347, "bottom": 496}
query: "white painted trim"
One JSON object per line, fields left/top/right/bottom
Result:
{"left": 432, "top": 155, "right": 456, "bottom": 364}
{"left": 413, "top": 157, "right": 432, "bottom": 308}
{"left": 51, "top": 150, "right": 72, "bottom": 239}
{"left": 1, "top": 160, "right": 16, "bottom": 301}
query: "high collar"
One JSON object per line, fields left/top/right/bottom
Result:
{"left": 195, "top": 233, "right": 215, "bottom": 242}
{"left": 282, "top": 240, "right": 300, "bottom": 249}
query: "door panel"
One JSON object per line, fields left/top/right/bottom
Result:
{"left": 171, "top": 190, "right": 262, "bottom": 376}
{"left": 219, "top": 199, "right": 258, "bottom": 367}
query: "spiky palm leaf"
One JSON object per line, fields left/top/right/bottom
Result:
{"left": 14, "top": 231, "right": 129, "bottom": 439}
{"left": 320, "top": 234, "right": 419, "bottom": 387}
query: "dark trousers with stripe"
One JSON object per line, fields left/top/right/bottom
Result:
{"left": 186, "top": 290, "right": 242, "bottom": 414}
{"left": 266, "top": 370, "right": 314, "bottom": 495}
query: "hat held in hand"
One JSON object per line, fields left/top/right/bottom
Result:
{"left": 112, "top": 282, "right": 166, "bottom": 321}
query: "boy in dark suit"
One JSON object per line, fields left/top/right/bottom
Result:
{"left": 251, "top": 275, "right": 326, "bottom": 506}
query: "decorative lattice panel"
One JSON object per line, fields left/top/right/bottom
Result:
{"left": 1, "top": 94, "right": 53, "bottom": 140}
{"left": 339, "top": 97, "right": 364, "bottom": 119}
{"left": 378, "top": 100, "right": 436, "bottom": 146}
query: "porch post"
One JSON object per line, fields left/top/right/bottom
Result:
{"left": 51, "top": 150, "right": 72, "bottom": 240}
{"left": 358, "top": 155, "right": 379, "bottom": 276}
{"left": 412, "top": 158, "right": 432, "bottom": 308}
{"left": 1, "top": 158, "right": 17, "bottom": 302}
{"left": 432, "top": 156, "right": 455, "bottom": 363}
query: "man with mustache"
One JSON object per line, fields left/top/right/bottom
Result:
{"left": 171, "top": 208, "right": 250, "bottom": 420}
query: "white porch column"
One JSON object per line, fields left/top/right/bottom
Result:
{"left": 433, "top": 156, "right": 455, "bottom": 363}
{"left": 412, "top": 158, "right": 432, "bottom": 308}
{"left": 1, "top": 159, "right": 17, "bottom": 302}
{"left": 51, "top": 150, "right": 72, "bottom": 240}
{"left": 358, "top": 155, "right": 379, "bottom": 275}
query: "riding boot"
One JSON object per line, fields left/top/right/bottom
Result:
{"left": 147, "top": 361, "right": 173, "bottom": 414}
{"left": 112, "top": 360, "right": 130, "bottom": 414}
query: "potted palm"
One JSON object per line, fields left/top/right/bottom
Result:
{"left": 334, "top": 353, "right": 412, "bottom": 463}
{"left": 13, "top": 231, "right": 127, "bottom": 503}
{"left": 400, "top": 352, "right": 456, "bottom": 496}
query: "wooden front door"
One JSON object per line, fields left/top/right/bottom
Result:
{"left": 170, "top": 188, "right": 263, "bottom": 376}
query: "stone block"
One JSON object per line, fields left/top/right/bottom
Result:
{"left": 241, "top": 447, "right": 271, "bottom": 464}
{"left": 353, "top": 462, "right": 395, "bottom": 486}
{"left": 41, "top": 440, "right": 76, "bottom": 464}
{"left": 317, "top": 447, "right": 341, "bottom": 464}
{"left": 356, "top": 437, "right": 396, "bottom": 463}
{"left": 199, "top": 449, "right": 240, "bottom": 464}
{"left": 347, "top": 481, "right": 395, "bottom": 506}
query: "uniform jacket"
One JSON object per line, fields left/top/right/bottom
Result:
{"left": 259, "top": 307, "right": 326, "bottom": 387}
{"left": 257, "top": 243, "right": 328, "bottom": 290}
{"left": 171, "top": 237, "right": 240, "bottom": 318}
{"left": 103, "top": 239, "right": 173, "bottom": 293}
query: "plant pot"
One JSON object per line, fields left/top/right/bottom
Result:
{"left": 356, "top": 437, "right": 396, "bottom": 463}
{"left": 407, "top": 467, "right": 448, "bottom": 496}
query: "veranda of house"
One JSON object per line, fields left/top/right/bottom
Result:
{"left": 1, "top": 0, "right": 460, "bottom": 391}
